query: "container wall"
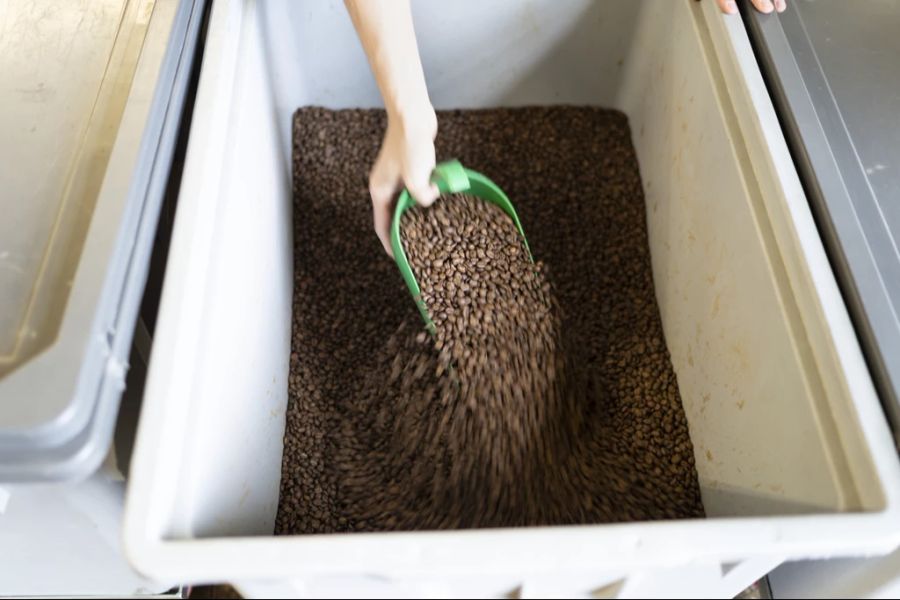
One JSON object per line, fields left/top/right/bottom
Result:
{"left": 615, "top": 1, "right": 869, "bottom": 516}
{"left": 175, "top": 0, "right": 293, "bottom": 538}
{"left": 140, "top": 0, "right": 292, "bottom": 539}
{"left": 255, "top": 0, "right": 643, "bottom": 164}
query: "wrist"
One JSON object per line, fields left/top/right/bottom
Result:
{"left": 387, "top": 98, "right": 437, "bottom": 139}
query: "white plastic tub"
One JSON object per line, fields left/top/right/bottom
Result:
{"left": 124, "top": 0, "right": 900, "bottom": 597}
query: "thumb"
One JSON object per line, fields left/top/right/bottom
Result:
{"left": 407, "top": 178, "right": 440, "bottom": 208}
{"left": 404, "top": 144, "right": 439, "bottom": 207}
{"left": 369, "top": 154, "right": 401, "bottom": 257}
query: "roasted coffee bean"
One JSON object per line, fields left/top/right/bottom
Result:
{"left": 275, "top": 106, "right": 703, "bottom": 537}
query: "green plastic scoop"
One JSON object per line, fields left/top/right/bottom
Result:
{"left": 390, "top": 159, "right": 532, "bottom": 333}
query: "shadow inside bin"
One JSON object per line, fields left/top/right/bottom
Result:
{"left": 493, "top": 1, "right": 644, "bottom": 110}
{"left": 254, "top": 0, "right": 645, "bottom": 112}
{"left": 700, "top": 481, "right": 844, "bottom": 518}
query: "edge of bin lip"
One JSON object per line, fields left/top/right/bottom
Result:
{"left": 122, "top": 0, "right": 900, "bottom": 584}
{"left": 123, "top": 512, "right": 900, "bottom": 582}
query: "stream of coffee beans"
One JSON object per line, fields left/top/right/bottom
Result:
{"left": 275, "top": 107, "right": 703, "bottom": 535}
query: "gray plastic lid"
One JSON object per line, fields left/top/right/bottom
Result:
{"left": 0, "top": 0, "right": 203, "bottom": 482}
{"left": 745, "top": 2, "right": 900, "bottom": 432}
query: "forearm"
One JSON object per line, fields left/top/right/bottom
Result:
{"left": 344, "top": 0, "right": 434, "bottom": 128}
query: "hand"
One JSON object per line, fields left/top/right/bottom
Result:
{"left": 716, "top": 0, "right": 786, "bottom": 14}
{"left": 369, "top": 107, "right": 439, "bottom": 257}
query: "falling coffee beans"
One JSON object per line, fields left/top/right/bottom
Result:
{"left": 275, "top": 106, "right": 704, "bottom": 536}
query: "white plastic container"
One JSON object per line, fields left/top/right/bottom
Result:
{"left": 124, "top": 0, "right": 900, "bottom": 597}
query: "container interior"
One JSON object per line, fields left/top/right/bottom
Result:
{"left": 157, "top": 0, "right": 883, "bottom": 540}
{"left": 0, "top": 0, "right": 187, "bottom": 481}
{"left": 0, "top": 0, "right": 152, "bottom": 378}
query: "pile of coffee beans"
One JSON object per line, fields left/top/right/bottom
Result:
{"left": 335, "top": 195, "right": 585, "bottom": 529}
{"left": 275, "top": 106, "right": 703, "bottom": 536}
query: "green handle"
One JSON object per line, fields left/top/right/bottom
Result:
{"left": 391, "top": 159, "right": 532, "bottom": 333}
{"left": 431, "top": 159, "right": 470, "bottom": 194}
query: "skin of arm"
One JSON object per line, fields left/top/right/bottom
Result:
{"left": 345, "top": 0, "right": 438, "bottom": 256}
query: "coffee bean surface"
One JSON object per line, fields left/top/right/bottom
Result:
{"left": 275, "top": 107, "right": 704, "bottom": 535}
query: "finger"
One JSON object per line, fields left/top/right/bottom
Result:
{"left": 751, "top": 0, "right": 775, "bottom": 13}
{"left": 404, "top": 145, "right": 439, "bottom": 207}
{"left": 407, "top": 180, "right": 440, "bottom": 208}
{"left": 774, "top": 0, "right": 786, "bottom": 12}
{"left": 716, "top": 0, "right": 738, "bottom": 15}
{"left": 369, "top": 157, "right": 400, "bottom": 257}
{"left": 371, "top": 194, "right": 395, "bottom": 257}
{"left": 369, "top": 152, "right": 401, "bottom": 205}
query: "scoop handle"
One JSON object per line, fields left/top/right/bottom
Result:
{"left": 430, "top": 160, "right": 471, "bottom": 194}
